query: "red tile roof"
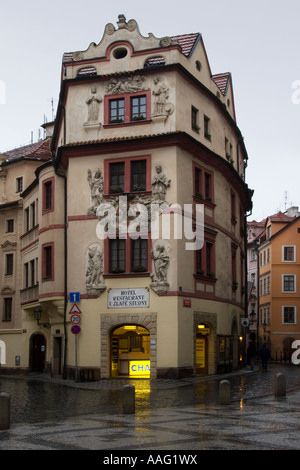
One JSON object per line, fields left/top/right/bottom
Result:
{"left": 1, "top": 139, "right": 52, "bottom": 164}
{"left": 171, "top": 33, "right": 200, "bottom": 57}
{"left": 212, "top": 73, "right": 231, "bottom": 96}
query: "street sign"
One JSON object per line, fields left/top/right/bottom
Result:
{"left": 71, "top": 324, "right": 81, "bottom": 335}
{"left": 69, "top": 303, "right": 82, "bottom": 314}
{"left": 69, "top": 292, "right": 80, "bottom": 303}
{"left": 71, "top": 314, "right": 81, "bottom": 324}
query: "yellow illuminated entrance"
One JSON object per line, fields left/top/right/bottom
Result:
{"left": 196, "top": 324, "right": 209, "bottom": 375}
{"left": 111, "top": 325, "right": 150, "bottom": 377}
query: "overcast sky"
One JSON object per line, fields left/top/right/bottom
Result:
{"left": 0, "top": 0, "right": 299, "bottom": 221}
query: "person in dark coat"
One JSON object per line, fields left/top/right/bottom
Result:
{"left": 247, "top": 341, "right": 256, "bottom": 370}
{"left": 260, "top": 343, "right": 270, "bottom": 371}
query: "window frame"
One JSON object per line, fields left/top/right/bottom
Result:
{"left": 42, "top": 242, "right": 54, "bottom": 281}
{"left": 3, "top": 297, "right": 12, "bottom": 322}
{"left": 282, "top": 245, "right": 296, "bottom": 262}
{"left": 282, "top": 274, "right": 296, "bottom": 293}
{"left": 282, "top": 305, "right": 296, "bottom": 324}
{"left": 104, "top": 237, "right": 150, "bottom": 275}
{"left": 193, "top": 163, "right": 214, "bottom": 203}
{"left": 104, "top": 155, "right": 151, "bottom": 195}
{"left": 42, "top": 177, "right": 54, "bottom": 214}
{"left": 5, "top": 253, "right": 13, "bottom": 276}
{"left": 104, "top": 90, "right": 151, "bottom": 126}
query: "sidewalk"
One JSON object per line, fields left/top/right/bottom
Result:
{"left": 1, "top": 369, "right": 300, "bottom": 452}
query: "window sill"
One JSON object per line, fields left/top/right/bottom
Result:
{"left": 194, "top": 273, "right": 216, "bottom": 283}
{"left": 104, "top": 119, "right": 151, "bottom": 129}
{"left": 104, "top": 272, "right": 150, "bottom": 278}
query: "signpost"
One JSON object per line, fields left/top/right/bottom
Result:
{"left": 69, "top": 297, "right": 81, "bottom": 382}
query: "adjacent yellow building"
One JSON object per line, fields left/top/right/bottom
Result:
{"left": 0, "top": 15, "right": 252, "bottom": 379}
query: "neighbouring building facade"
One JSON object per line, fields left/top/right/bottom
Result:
{"left": 0, "top": 15, "right": 253, "bottom": 379}
{"left": 247, "top": 207, "right": 300, "bottom": 361}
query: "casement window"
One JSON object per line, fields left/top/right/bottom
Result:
{"left": 283, "top": 245, "right": 296, "bottom": 262}
{"left": 193, "top": 164, "right": 213, "bottom": 202}
{"left": 104, "top": 90, "right": 151, "bottom": 126}
{"left": 132, "top": 239, "right": 148, "bottom": 271}
{"left": 282, "top": 306, "right": 296, "bottom": 324}
{"left": 196, "top": 240, "right": 215, "bottom": 277}
{"left": 16, "top": 177, "right": 23, "bottom": 193}
{"left": 204, "top": 115, "right": 211, "bottom": 140}
{"left": 104, "top": 155, "right": 151, "bottom": 195}
{"left": 191, "top": 106, "right": 200, "bottom": 132}
{"left": 3, "top": 298, "right": 12, "bottom": 322}
{"left": 43, "top": 178, "right": 54, "bottom": 213}
{"left": 42, "top": 243, "right": 54, "bottom": 281}
{"left": 282, "top": 274, "right": 296, "bottom": 293}
{"left": 109, "top": 239, "right": 126, "bottom": 273}
{"left": 5, "top": 253, "right": 13, "bottom": 276}
{"left": 106, "top": 237, "right": 149, "bottom": 274}
{"left": 6, "top": 219, "right": 14, "bottom": 233}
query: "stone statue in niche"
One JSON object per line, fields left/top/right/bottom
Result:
{"left": 152, "top": 77, "right": 174, "bottom": 117}
{"left": 105, "top": 75, "right": 146, "bottom": 94}
{"left": 150, "top": 243, "right": 170, "bottom": 293}
{"left": 86, "top": 244, "right": 106, "bottom": 296}
{"left": 151, "top": 165, "right": 171, "bottom": 202}
{"left": 87, "top": 169, "right": 104, "bottom": 214}
{"left": 84, "top": 85, "right": 102, "bottom": 126}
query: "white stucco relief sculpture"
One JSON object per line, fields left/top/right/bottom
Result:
{"left": 152, "top": 77, "right": 174, "bottom": 119}
{"left": 105, "top": 75, "right": 146, "bottom": 95}
{"left": 84, "top": 85, "right": 102, "bottom": 127}
{"left": 88, "top": 169, "right": 104, "bottom": 215}
{"left": 86, "top": 244, "right": 106, "bottom": 296}
{"left": 151, "top": 165, "right": 171, "bottom": 202}
{"left": 150, "top": 242, "right": 170, "bottom": 294}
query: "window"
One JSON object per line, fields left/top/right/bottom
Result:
{"left": 3, "top": 298, "right": 12, "bottom": 322}
{"left": 231, "top": 191, "right": 236, "bottom": 224}
{"left": 5, "top": 254, "right": 13, "bottom": 276}
{"left": 132, "top": 239, "right": 148, "bottom": 271}
{"left": 191, "top": 106, "right": 200, "bottom": 132}
{"left": 16, "top": 177, "right": 23, "bottom": 193}
{"left": 131, "top": 160, "right": 146, "bottom": 192}
{"left": 196, "top": 240, "right": 215, "bottom": 277}
{"left": 283, "top": 306, "right": 296, "bottom": 324}
{"left": 282, "top": 274, "right": 296, "bottom": 293}
{"left": 104, "top": 90, "right": 151, "bottom": 126}
{"left": 194, "top": 164, "right": 213, "bottom": 202}
{"left": 283, "top": 246, "right": 295, "bottom": 262}
{"left": 109, "top": 239, "right": 126, "bottom": 273}
{"left": 6, "top": 219, "right": 14, "bottom": 233}
{"left": 42, "top": 243, "right": 54, "bottom": 280}
{"left": 105, "top": 155, "right": 151, "bottom": 195}
{"left": 43, "top": 178, "right": 54, "bottom": 213}
{"left": 109, "top": 98, "right": 125, "bottom": 123}
{"left": 131, "top": 96, "right": 146, "bottom": 121}
{"left": 204, "top": 115, "right": 211, "bottom": 140}
{"left": 110, "top": 162, "right": 125, "bottom": 193}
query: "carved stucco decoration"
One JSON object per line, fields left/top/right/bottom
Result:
{"left": 152, "top": 76, "right": 174, "bottom": 118}
{"left": 88, "top": 169, "right": 104, "bottom": 214}
{"left": 84, "top": 85, "right": 102, "bottom": 127}
{"left": 86, "top": 243, "right": 106, "bottom": 296}
{"left": 150, "top": 240, "right": 170, "bottom": 294}
{"left": 105, "top": 75, "right": 146, "bottom": 95}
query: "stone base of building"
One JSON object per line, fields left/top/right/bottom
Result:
{"left": 156, "top": 367, "right": 194, "bottom": 379}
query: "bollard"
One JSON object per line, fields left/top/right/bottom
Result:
{"left": 219, "top": 380, "right": 230, "bottom": 405}
{"left": 0, "top": 392, "right": 10, "bottom": 430}
{"left": 123, "top": 384, "right": 135, "bottom": 414}
{"left": 275, "top": 373, "right": 286, "bottom": 397}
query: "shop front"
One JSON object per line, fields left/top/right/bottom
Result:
{"left": 111, "top": 325, "right": 150, "bottom": 377}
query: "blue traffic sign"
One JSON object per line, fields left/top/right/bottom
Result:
{"left": 71, "top": 324, "right": 81, "bottom": 335}
{"left": 69, "top": 292, "right": 80, "bottom": 302}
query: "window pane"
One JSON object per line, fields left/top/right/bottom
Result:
{"left": 110, "top": 99, "right": 124, "bottom": 122}
{"left": 131, "top": 96, "right": 146, "bottom": 120}
{"left": 132, "top": 239, "right": 148, "bottom": 269}
{"left": 110, "top": 239, "right": 125, "bottom": 272}
{"left": 110, "top": 162, "right": 124, "bottom": 192}
{"left": 131, "top": 160, "right": 146, "bottom": 191}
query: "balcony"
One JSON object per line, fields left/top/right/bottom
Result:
{"left": 21, "top": 225, "right": 39, "bottom": 251}
{"left": 20, "top": 284, "right": 39, "bottom": 304}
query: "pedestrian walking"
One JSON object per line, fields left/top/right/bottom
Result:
{"left": 247, "top": 341, "right": 256, "bottom": 370}
{"left": 260, "top": 343, "right": 270, "bottom": 371}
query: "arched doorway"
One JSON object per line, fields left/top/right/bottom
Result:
{"left": 111, "top": 325, "right": 150, "bottom": 377}
{"left": 283, "top": 337, "right": 295, "bottom": 362}
{"left": 30, "top": 333, "right": 46, "bottom": 372}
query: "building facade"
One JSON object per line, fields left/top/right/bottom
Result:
{"left": 0, "top": 15, "right": 252, "bottom": 379}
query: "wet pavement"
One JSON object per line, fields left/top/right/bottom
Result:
{"left": 0, "top": 363, "right": 300, "bottom": 453}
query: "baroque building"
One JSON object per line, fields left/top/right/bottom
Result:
{"left": 0, "top": 15, "right": 252, "bottom": 379}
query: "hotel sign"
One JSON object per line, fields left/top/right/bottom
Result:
{"left": 108, "top": 288, "right": 149, "bottom": 308}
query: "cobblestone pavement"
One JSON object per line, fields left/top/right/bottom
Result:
{"left": 0, "top": 363, "right": 300, "bottom": 453}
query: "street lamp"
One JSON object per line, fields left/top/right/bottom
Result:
{"left": 34, "top": 308, "right": 42, "bottom": 325}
